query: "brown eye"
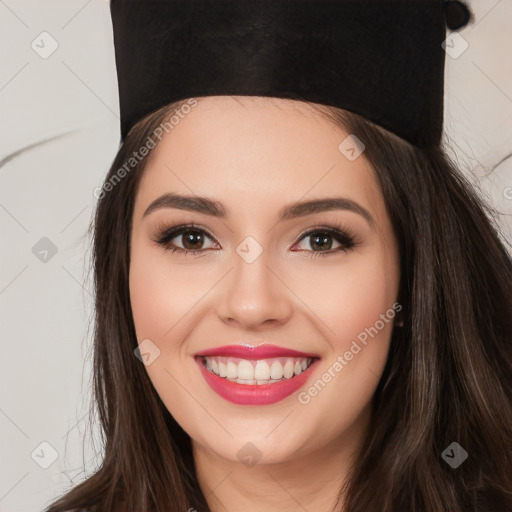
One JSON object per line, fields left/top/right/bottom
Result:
{"left": 309, "top": 232, "right": 334, "bottom": 251}
{"left": 155, "top": 225, "right": 218, "bottom": 254}
{"left": 293, "top": 226, "right": 356, "bottom": 255}
{"left": 181, "top": 230, "right": 205, "bottom": 250}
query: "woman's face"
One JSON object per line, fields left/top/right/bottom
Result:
{"left": 129, "top": 96, "right": 400, "bottom": 465}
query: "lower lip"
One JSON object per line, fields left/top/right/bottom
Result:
{"left": 196, "top": 357, "right": 319, "bottom": 405}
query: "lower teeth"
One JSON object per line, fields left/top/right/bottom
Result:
{"left": 229, "top": 378, "right": 287, "bottom": 385}
{"left": 206, "top": 370, "right": 300, "bottom": 385}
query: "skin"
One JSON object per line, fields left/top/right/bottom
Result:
{"left": 129, "top": 96, "right": 400, "bottom": 512}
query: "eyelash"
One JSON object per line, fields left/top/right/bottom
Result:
{"left": 152, "top": 222, "right": 358, "bottom": 258}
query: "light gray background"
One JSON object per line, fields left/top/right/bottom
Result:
{"left": 0, "top": 1, "right": 511, "bottom": 511}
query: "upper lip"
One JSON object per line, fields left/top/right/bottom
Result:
{"left": 195, "top": 344, "right": 319, "bottom": 359}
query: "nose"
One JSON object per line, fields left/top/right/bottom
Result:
{"left": 215, "top": 250, "right": 293, "bottom": 330}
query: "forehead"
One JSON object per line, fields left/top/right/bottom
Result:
{"left": 134, "top": 96, "right": 383, "bottom": 223}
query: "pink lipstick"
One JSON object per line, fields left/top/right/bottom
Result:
{"left": 195, "top": 344, "right": 320, "bottom": 405}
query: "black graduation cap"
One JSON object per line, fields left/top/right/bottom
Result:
{"left": 110, "top": 0, "right": 471, "bottom": 148}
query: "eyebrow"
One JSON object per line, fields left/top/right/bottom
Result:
{"left": 143, "top": 193, "right": 374, "bottom": 226}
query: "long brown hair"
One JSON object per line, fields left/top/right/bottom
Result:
{"left": 45, "top": 98, "right": 512, "bottom": 512}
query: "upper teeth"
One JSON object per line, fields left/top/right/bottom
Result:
{"left": 204, "top": 356, "right": 313, "bottom": 384}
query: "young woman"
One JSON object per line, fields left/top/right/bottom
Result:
{"left": 44, "top": 94, "right": 512, "bottom": 512}
{"left": 45, "top": 0, "right": 512, "bottom": 509}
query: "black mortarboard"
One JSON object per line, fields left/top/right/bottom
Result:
{"left": 110, "top": 0, "right": 471, "bottom": 148}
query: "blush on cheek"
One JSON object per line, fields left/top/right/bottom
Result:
{"left": 129, "top": 246, "right": 188, "bottom": 334}
{"left": 303, "top": 261, "right": 396, "bottom": 350}
{"left": 129, "top": 271, "right": 168, "bottom": 341}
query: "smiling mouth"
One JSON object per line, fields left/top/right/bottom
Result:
{"left": 201, "top": 356, "right": 315, "bottom": 385}
{"left": 194, "top": 344, "right": 321, "bottom": 405}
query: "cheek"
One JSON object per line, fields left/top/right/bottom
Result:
{"left": 129, "top": 244, "right": 213, "bottom": 345}
{"left": 129, "top": 263, "right": 172, "bottom": 343}
{"left": 128, "top": 247, "right": 214, "bottom": 434}
{"left": 291, "top": 250, "right": 399, "bottom": 435}
{"left": 289, "top": 250, "right": 399, "bottom": 350}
